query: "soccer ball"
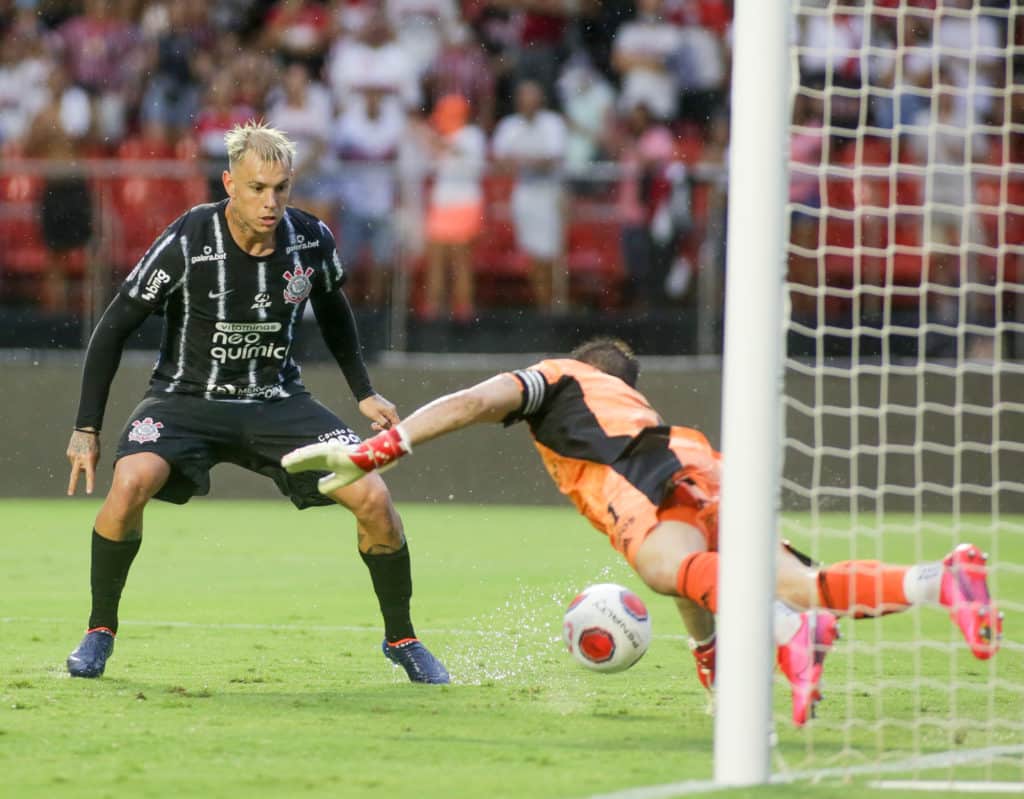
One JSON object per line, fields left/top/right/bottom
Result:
{"left": 562, "top": 583, "right": 652, "bottom": 673}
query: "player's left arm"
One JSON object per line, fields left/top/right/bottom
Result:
{"left": 309, "top": 289, "right": 399, "bottom": 430}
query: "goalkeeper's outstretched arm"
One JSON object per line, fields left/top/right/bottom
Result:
{"left": 399, "top": 374, "right": 523, "bottom": 445}
{"left": 281, "top": 374, "right": 524, "bottom": 489}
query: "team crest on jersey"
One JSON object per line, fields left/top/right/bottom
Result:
{"left": 128, "top": 417, "right": 164, "bottom": 444}
{"left": 283, "top": 266, "right": 315, "bottom": 304}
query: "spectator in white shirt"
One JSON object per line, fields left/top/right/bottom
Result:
{"left": 386, "top": 0, "right": 459, "bottom": 78}
{"left": 333, "top": 88, "right": 407, "bottom": 308}
{"left": 492, "top": 80, "right": 567, "bottom": 311}
{"left": 267, "top": 62, "right": 334, "bottom": 220}
{"left": 419, "top": 94, "right": 487, "bottom": 322}
{"left": 326, "top": 8, "right": 420, "bottom": 111}
{"left": 612, "top": 0, "right": 683, "bottom": 121}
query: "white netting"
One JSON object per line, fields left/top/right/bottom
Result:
{"left": 782, "top": 0, "right": 1024, "bottom": 782}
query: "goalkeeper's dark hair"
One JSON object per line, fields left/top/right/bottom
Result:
{"left": 570, "top": 337, "right": 640, "bottom": 388}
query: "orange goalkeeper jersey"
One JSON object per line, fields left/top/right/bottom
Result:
{"left": 505, "top": 359, "right": 721, "bottom": 562}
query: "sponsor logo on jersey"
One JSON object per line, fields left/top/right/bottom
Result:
{"left": 210, "top": 321, "right": 286, "bottom": 363}
{"left": 285, "top": 234, "right": 320, "bottom": 255}
{"left": 191, "top": 245, "right": 227, "bottom": 264}
{"left": 215, "top": 322, "right": 282, "bottom": 333}
{"left": 251, "top": 291, "right": 272, "bottom": 310}
{"left": 283, "top": 266, "right": 315, "bottom": 304}
{"left": 208, "top": 288, "right": 234, "bottom": 299}
{"left": 128, "top": 416, "right": 164, "bottom": 443}
{"left": 141, "top": 269, "right": 172, "bottom": 302}
{"left": 206, "top": 383, "right": 285, "bottom": 400}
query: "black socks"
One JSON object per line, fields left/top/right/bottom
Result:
{"left": 88, "top": 530, "right": 141, "bottom": 633}
{"left": 360, "top": 543, "right": 415, "bottom": 643}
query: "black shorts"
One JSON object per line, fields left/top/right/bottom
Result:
{"left": 113, "top": 392, "right": 362, "bottom": 509}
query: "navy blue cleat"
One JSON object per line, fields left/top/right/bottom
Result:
{"left": 67, "top": 627, "right": 115, "bottom": 678}
{"left": 382, "top": 638, "right": 450, "bottom": 684}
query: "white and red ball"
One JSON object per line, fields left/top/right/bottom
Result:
{"left": 562, "top": 583, "right": 652, "bottom": 673}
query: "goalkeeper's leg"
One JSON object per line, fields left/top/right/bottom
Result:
{"left": 633, "top": 520, "right": 838, "bottom": 726}
{"left": 796, "top": 544, "right": 1003, "bottom": 660}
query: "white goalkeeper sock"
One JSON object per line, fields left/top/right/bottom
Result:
{"left": 773, "top": 601, "right": 803, "bottom": 646}
{"left": 902, "top": 562, "right": 943, "bottom": 605}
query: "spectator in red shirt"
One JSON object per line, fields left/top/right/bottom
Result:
{"left": 264, "top": 0, "right": 332, "bottom": 76}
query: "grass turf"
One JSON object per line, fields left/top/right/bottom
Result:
{"left": 1, "top": 499, "right": 1021, "bottom": 799}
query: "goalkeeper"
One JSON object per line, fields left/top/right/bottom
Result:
{"left": 282, "top": 337, "right": 1003, "bottom": 726}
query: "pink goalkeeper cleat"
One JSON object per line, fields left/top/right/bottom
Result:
{"left": 940, "top": 543, "right": 1003, "bottom": 660}
{"left": 777, "top": 611, "right": 839, "bottom": 727}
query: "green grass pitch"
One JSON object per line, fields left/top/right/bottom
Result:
{"left": 2, "top": 499, "right": 1021, "bottom": 799}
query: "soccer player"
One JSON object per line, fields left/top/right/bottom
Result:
{"left": 281, "top": 337, "right": 1003, "bottom": 725}
{"left": 64, "top": 122, "right": 448, "bottom": 684}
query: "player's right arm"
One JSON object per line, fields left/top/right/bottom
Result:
{"left": 66, "top": 295, "right": 153, "bottom": 495}
{"left": 67, "top": 216, "right": 186, "bottom": 495}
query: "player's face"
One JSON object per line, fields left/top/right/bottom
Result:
{"left": 224, "top": 151, "right": 293, "bottom": 234}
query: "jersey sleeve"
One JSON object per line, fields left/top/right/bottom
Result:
{"left": 313, "top": 219, "right": 347, "bottom": 295}
{"left": 501, "top": 360, "right": 562, "bottom": 425}
{"left": 118, "top": 213, "right": 189, "bottom": 308}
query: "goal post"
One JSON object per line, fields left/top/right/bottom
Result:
{"left": 713, "top": 0, "right": 791, "bottom": 786}
{"left": 716, "top": 0, "right": 1024, "bottom": 789}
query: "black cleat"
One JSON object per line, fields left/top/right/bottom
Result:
{"left": 67, "top": 627, "right": 115, "bottom": 678}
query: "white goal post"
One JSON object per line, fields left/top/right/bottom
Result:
{"left": 716, "top": 0, "right": 1024, "bottom": 789}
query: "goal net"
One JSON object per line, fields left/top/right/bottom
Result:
{"left": 781, "top": 0, "right": 1024, "bottom": 785}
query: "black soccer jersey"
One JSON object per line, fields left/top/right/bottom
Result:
{"left": 119, "top": 201, "right": 346, "bottom": 401}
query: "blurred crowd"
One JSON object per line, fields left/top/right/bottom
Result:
{"left": 0, "top": 0, "right": 733, "bottom": 317}
{"left": 789, "top": 0, "right": 1023, "bottom": 355}
{"left": 0, "top": 0, "right": 1021, "bottom": 345}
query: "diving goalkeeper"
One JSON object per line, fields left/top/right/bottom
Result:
{"left": 281, "top": 337, "right": 1002, "bottom": 725}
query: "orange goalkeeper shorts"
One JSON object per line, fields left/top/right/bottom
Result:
{"left": 612, "top": 469, "right": 720, "bottom": 567}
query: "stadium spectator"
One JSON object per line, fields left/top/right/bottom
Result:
{"left": 787, "top": 94, "right": 825, "bottom": 319}
{"left": 908, "top": 82, "right": 989, "bottom": 332}
{"left": 798, "top": 7, "right": 867, "bottom": 141}
{"left": 282, "top": 336, "right": 1004, "bottom": 725}
{"left": 933, "top": 0, "right": 1004, "bottom": 125}
{"left": 0, "top": 12, "right": 50, "bottom": 144}
{"left": 194, "top": 71, "right": 258, "bottom": 201}
{"left": 54, "top": 0, "right": 143, "bottom": 142}
{"left": 491, "top": 0, "right": 597, "bottom": 99}
{"left": 419, "top": 93, "right": 487, "bottom": 322}
{"left": 668, "top": 4, "right": 727, "bottom": 130}
{"left": 23, "top": 62, "right": 93, "bottom": 314}
{"left": 266, "top": 61, "right": 333, "bottom": 220}
{"left": 613, "top": 103, "right": 675, "bottom": 308}
{"left": 556, "top": 54, "right": 616, "bottom": 185}
{"left": 386, "top": 0, "right": 459, "bottom": 78}
{"left": 64, "top": 121, "right": 449, "bottom": 686}
{"left": 612, "top": 0, "right": 683, "bottom": 122}
{"left": 868, "top": 11, "right": 934, "bottom": 130}
{"left": 492, "top": 79, "right": 568, "bottom": 311}
{"left": 139, "top": 0, "right": 214, "bottom": 144}
{"left": 333, "top": 87, "right": 406, "bottom": 308}
{"left": 423, "top": 22, "right": 497, "bottom": 131}
{"left": 326, "top": 8, "right": 419, "bottom": 111}
{"left": 262, "top": 0, "right": 332, "bottom": 75}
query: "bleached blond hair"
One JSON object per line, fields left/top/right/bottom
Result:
{"left": 224, "top": 121, "right": 296, "bottom": 170}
